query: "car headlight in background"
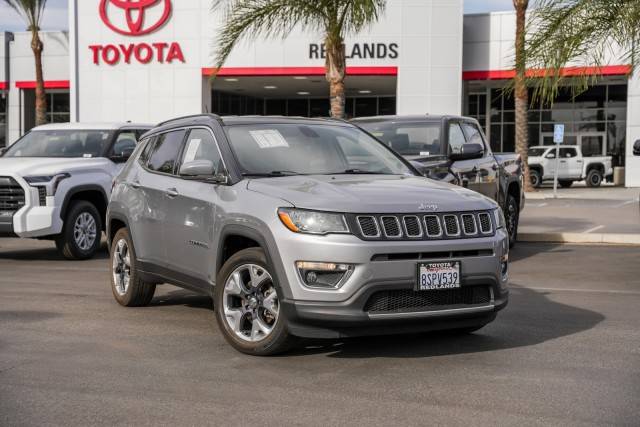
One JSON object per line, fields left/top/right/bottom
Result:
{"left": 493, "top": 207, "right": 506, "bottom": 229}
{"left": 296, "top": 261, "right": 354, "bottom": 289}
{"left": 278, "top": 208, "right": 349, "bottom": 235}
{"left": 24, "top": 173, "right": 70, "bottom": 196}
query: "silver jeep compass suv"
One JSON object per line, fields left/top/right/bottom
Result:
{"left": 107, "top": 114, "right": 509, "bottom": 355}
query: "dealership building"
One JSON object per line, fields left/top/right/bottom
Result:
{"left": 0, "top": 0, "right": 638, "bottom": 186}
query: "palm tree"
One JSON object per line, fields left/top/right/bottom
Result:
{"left": 3, "top": 0, "right": 48, "bottom": 126}
{"left": 525, "top": 0, "right": 640, "bottom": 105}
{"left": 513, "top": 0, "right": 534, "bottom": 192}
{"left": 211, "top": 0, "right": 386, "bottom": 118}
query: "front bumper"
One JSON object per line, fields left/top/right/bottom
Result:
{"left": 272, "top": 228, "right": 510, "bottom": 338}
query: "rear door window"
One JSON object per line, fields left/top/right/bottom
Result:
{"left": 145, "top": 130, "right": 186, "bottom": 174}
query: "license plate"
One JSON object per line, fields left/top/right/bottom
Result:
{"left": 417, "top": 261, "right": 461, "bottom": 290}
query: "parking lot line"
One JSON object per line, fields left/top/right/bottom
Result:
{"left": 583, "top": 225, "right": 604, "bottom": 234}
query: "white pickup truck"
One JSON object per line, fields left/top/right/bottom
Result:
{"left": 527, "top": 145, "right": 613, "bottom": 188}
{"left": 0, "top": 122, "right": 151, "bottom": 259}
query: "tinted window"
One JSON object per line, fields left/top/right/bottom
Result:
{"left": 4, "top": 130, "right": 113, "bottom": 158}
{"left": 448, "top": 123, "right": 466, "bottom": 154}
{"left": 461, "top": 122, "right": 486, "bottom": 149}
{"left": 225, "top": 124, "right": 413, "bottom": 176}
{"left": 111, "top": 131, "right": 139, "bottom": 156}
{"left": 357, "top": 122, "right": 442, "bottom": 156}
{"left": 146, "top": 130, "right": 186, "bottom": 174}
{"left": 560, "top": 148, "right": 577, "bottom": 158}
{"left": 181, "top": 129, "right": 223, "bottom": 174}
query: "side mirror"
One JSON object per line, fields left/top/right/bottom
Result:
{"left": 449, "top": 143, "right": 484, "bottom": 161}
{"left": 180, "top": 159, "right": 215, "bottom": 177}
{"left": 633, "top": 139, "right": 640, "bottom": 156}
{"left": 110, "top": 147, "right": 135, "bottom": 163}
{"left": 0, "top": 147, "right": 7, "bottom": 156}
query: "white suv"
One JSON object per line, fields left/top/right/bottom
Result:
{"left": 0, "top": 122, "right": 151, "bottom": 259}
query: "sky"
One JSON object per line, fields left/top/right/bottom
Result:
{"left": 0, "top": 0, "right": 521, "bottom": 32}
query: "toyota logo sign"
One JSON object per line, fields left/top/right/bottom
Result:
{"left": 91, "top": 0, "right": 184, "bottom": 65}
{"left": 99, "top": 0, "right": 172, "bottom": 36}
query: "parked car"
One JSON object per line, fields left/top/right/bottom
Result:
{"left": 0, "top": 122, "right": 151, "bottom": 259}
{"left": 107, "top": 114, "right": 510, "bottom": 356}
{"left": 527, "top": 145, "right": 613, "bottom": 188}
{"left": 352, "top": 115, "right": 524, "bottom": 247}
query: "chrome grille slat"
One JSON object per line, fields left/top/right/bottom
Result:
{"left": 478, "top": 212, "right": 493, "bottom": 234}
{"left": 402, "top": 216, "right": 422, "bottom": 238}
{"left": 423, "top": 215, "right": 442, "bottom": 237}
{"left": 0, "top": 177, "right": 26, "bottom": 213}
{"left": 381, "top": 216, "right": 402, "bottom": 238}
{"left": 443, "top": 215, "right": 460, "bottom": 237}
{"left": 461, "top": 214, "right": 477, "bottom": 235}
{"left": 357, "top": 216, "right": 380, "bottom": 238}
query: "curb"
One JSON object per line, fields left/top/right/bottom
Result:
{"left": 519, "top": 232, "right": 640, "bottom": 246}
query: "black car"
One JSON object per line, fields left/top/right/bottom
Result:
{"left": 352, "top": 115, "right": 524, "bottom": 247}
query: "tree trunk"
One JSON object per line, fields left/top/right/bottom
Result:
{"left": 32, "top": 30, "right": 47, "bottom": 126}
{"left": 325, "top": 33, "right": 346, "bottom": 119}
{"left": 513, "top": 0, "right": 533, "bottom": 192}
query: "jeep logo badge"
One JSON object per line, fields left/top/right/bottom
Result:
{"left": 418, "top": 203, "right": 438, "bottom": 212}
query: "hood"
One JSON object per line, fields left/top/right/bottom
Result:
{"left": 247, "top": 175, "right": 496, "bottom": 213}
{"left": 0, "top": 157, "right": 111, "bottom": 177}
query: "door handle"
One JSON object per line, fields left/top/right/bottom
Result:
{"left": 560, "top": 160, "right": 567, "bottom": 163}
{"left": 165, "top": 188, "right": 179, "bottom": 198}
{"left": 130, "top": 180, "right": 141, "bottom": 189}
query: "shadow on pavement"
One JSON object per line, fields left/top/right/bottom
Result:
{"left": 0, "top": 242, "right": 109, "bottom": 261}
{"left": 509, "top": 242, "right": 567, "bottom": 262}
{"left": 150, "top": 289, "right": 213, "bottom": 310}
{"left": 284, "top": 285, "right": 604, "bottom": 358}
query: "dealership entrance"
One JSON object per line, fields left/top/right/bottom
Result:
{"left": 207, "top": 73, "right": 397, "bottom": 118}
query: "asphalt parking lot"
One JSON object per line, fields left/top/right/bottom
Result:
{"left": 1, "top": 239, "right": 638, "bottom": 426}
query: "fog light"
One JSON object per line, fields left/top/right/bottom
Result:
{"left": 296, "top": 261, "right": 354, "bottom": 289}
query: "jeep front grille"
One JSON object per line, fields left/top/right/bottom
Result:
{"left": 0, "top": 177, "right": 26, "bottom": 212}
{"left": 347, "top": 211, "right": 496, "bottom": 241}
{"left": 364, "top": 286, "right": 492, "bottom": 314}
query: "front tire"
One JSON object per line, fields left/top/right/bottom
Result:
{"left": 110, "top": 228, "right": 156, "bottom": 307}
{"left": 530, "top": 169, "right": 542, "bottom": 188}
{"left": 55, "top": 201, "right": 102, "bottom": 260}
{"left": 505, "top": 195, "right": 519, "bottom": 248}
{"left": 586, "top": 169, "right": 603, "bottom": 187}
{"left": 215, "top": 248, "right": 295, "bottom": 356}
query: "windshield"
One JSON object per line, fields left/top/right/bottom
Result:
{"left": 3, "top": 130, "right": 114, "bottom": 158}
{"left": 528, "top": 148, "right": 547, "bottom": 157}
{"left": 225, "top": 124, "right": 415, "bottom": 176}
{"left": 357, "top": 121, "right": 442, "bottom": 156}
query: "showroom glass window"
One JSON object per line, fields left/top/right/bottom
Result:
{"left": 47, "top": 92, "right": 71, "bottom": 123}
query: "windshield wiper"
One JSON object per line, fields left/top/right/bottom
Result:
{"left": 241, "top": 170, "right": 304, "bottom": 177}
{"left": 331, "top": 169, "right": 390, "bottom": 175}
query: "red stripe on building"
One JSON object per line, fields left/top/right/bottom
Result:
{"left": 0, "top": 82, "right": 7, "bottom": 90}
{"left": 202, "top": 66, "right": 398, "bottom": 77}
{"left": 15, "top": 80, "right": 71, "bottom": 89}
{"left": 463, "top": 65, "right": 632, "bottom": 80}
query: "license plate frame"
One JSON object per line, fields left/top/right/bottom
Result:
{"left": 416, "top": 261, "right": 461, "bottom": 291}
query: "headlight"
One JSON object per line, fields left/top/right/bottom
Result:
{"left": 493, "top": 207, "right": 506, "bottom": 229}
{"left": 278, "top": 208, "right": 349, "bottom": 235}
{"left": 24, "top": 173, "right": 70, "bottom": 196}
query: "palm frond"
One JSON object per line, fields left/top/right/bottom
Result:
{"left": 525, "top": 0, "right": 640, "bottom": 105}
{"left": 1, "top": 0, "right": 48, "bottom": 30}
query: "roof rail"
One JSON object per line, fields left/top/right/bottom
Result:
{"left": 157, "top": 113, "right": 223, "bottom": 127}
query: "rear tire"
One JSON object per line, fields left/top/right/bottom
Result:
{"left": 586, "top": 169, "right": 603, "bottom": 187}
{"left": 505, "top": 194, "right": 519, "bottom": 248}
{"left": 214, "top": 248, "right": 295, "bottom": 356}
{"left": 559, "top": 180, "right": 573, "bottom": 188}
{"left": 55, "top": 201, "right": 102, "bottom": 260}
{"left": 110, "top": 227, "right": 156, "bottom": 307}
{"left": 530, "top": 169, "right": 542, "bottom": 188}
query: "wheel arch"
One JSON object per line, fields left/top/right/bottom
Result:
{"left": 60, "top": 185, "right": 109, "bottom": 231}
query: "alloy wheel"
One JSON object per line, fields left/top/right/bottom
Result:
{"left": 222, "top": 264, "right": 279, "bottom": 342}
{"left": 112, "top": 238, "right": 131, "bottom": 296}
{"left": 73, "top": 212, "right": 97, "bottom": 251}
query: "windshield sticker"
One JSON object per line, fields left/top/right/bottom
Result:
{"left": 249, "top": 130, "right": 290, "bottom": 149}
{"left": 420, "top": 151, "right": 430, "bottom": 156}
{"left": 83, "top": 154, "right": 93, "bottom": 158}
{"left": 183, "top": 139, "right": 202, "bottom": 162}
